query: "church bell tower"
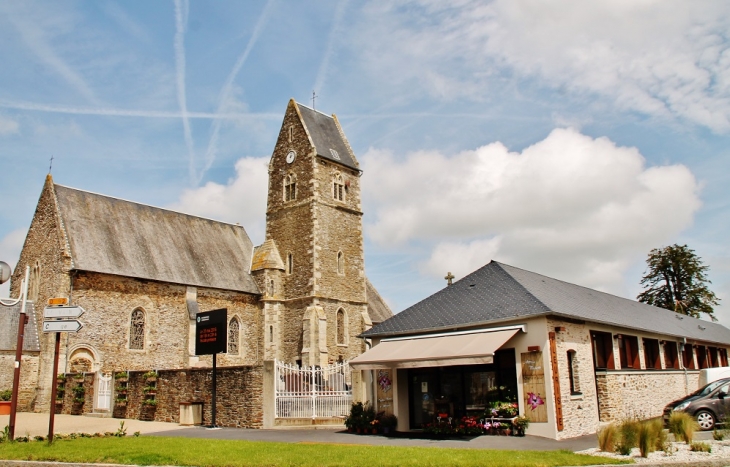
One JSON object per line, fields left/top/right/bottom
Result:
{"left": 251, "top": 99, "right": 369, "bottom": 367}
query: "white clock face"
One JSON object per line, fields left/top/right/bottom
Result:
{"left": 286, "top": 150, "right": 296, "bottom": 164}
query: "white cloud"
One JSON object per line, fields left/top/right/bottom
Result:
{"left": 1, "top": 1, "right": 101, "bottom": 105}
{"left": 362, "top": 128, "right": 701, "bottom": 294}
{"left": 0, "top": 115, "right": 19, "bottom": 135}
{"left": 355, "top": 0, "right": 730, "bottom": 131}
{"left": 0, "top": 229, "right": 26, "bottom": 298}
{"left": 168, "top": 157, "right": 269, "bottom": 244}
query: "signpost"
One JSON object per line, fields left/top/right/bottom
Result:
{"left": 195, "top": 308, "right": 227, "bottom": 428}
{"left": 43, "top": 299, "right": 84, "bottom": 443}
{"left": 42, "top": 320, "right": 83, "bottom": 333}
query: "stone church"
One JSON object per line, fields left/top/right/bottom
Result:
{"left": 8, "top": 100, "right": 392, "bottom": 418}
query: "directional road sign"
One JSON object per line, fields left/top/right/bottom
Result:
{"left": 43, "top": 320, "right": 83, "bottom": 333}
{"left": 43, "top": 306, "right": 85, "bottom": 320}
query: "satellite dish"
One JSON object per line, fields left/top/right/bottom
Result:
{"left": 0, "top": 261, "right": 11, "bottom": 284}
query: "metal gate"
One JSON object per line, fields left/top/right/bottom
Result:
{"left": 95, "top": 373, "right": 112, "bottom": 411}
{"left": 275, "top": 360, "right": 352, "bottom": 418}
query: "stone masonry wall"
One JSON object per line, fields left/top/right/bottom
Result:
{"left": 56, "top": 367, "right": 264, "bottom": 428}
{"left": 547, "top": 318, "right": 601, "bottom": 440}
{"left": 0, "top": 352, "right": 40, "bottom": 411}
{"left": 68, "top": 272, "right": 261, "bottom": 374}
{"left": 55, "top": 373, "right": 94, "bottom": 415}
{"left": 265, "top": 101, "right": 368, "bottom": 364}
{"left": 266, "top": 102, "right": 317, "bottom": 301}
{"left": 10, "top": 176, "right": 75, "bottom": 413}
{"left": 596, "top": 370, "right": 699, "bottom": 422}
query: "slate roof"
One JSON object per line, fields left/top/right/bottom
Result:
{"left": 297, "top": 103, "right": 359, "bottom": 171}
{"left": 366, "top": 278, "right": 393, "bottom": 324}
{"left": 251, "top": 239, "right": 285, "bottom": 271}
{"left": 363, "top": 261, "right": 730, "bottom": 346}
{"left": 54, "top": 184, "right": 260, "bottom": 294}
{"left": 0, "top": 301, "right": 40, "bottom": 352}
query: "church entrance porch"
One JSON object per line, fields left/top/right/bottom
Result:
{"left": 407, "top": 350, "right": 518, "bottom": 429}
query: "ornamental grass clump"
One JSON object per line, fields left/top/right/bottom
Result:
{"left": 638, "top": 419, "right": 664, "bottom": 458}
{"left": 614, "top": 419, "right": 640, "bottom": 456}
{"left": 668, "top": 411, "right": 698, "bottom": 444}
{"left": 597, "top": 423, "right": 617, "bottom": 452}
{"left": 690, "top": 441, "right": 712, "bottom": 453}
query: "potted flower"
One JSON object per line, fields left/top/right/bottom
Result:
{"left": 114, "top": 371, "right": 128, "bottom": 382}
{"left": 379, "top": 413, "right": 398, "bottom": 435}
{"left": 513, "top": 416, "right": 530, "bottom": 436}
{"left": 344, "top": 402, "right": 375, "bottom": 434}
{"left": 72, "top": 385, "right": 85, "bottom": 404}
{"left": 0, "top": 389, "right": 11, "bottom": 415}
{"left": 143, "top": 370, "right": 157, "bottom": 383}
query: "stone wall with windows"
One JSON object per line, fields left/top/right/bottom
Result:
{"left": 67, "top": 272, "right": 261, "bottom": 373}
{"left": 10, "top": 176, "right": 77, "bottom": 413}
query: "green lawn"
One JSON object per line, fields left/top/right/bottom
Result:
{"left": 0, "top": 436, "right": 630, "bottom": 467}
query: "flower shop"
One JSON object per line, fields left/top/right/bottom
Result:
{"left": 350, "top": 326, "right": 550, "bottom": 438}
{"left": 350, "top": 261, "right": 730, "bottom": 440}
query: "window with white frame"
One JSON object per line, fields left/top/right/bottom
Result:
{"left": 333, "top": 174, "right": 344, "bottom": 201}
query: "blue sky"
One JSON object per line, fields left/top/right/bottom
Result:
{"left": 1, "top": 1, "right": 729, "bottom": 325}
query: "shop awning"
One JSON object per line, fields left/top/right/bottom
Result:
{"left": 350, "top": 328, "right": 521, "bottom": 370}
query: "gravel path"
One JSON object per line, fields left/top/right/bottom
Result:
{"left": 578, "top": 439, "right": 730, "bottom": 465}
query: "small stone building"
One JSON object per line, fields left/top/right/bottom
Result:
{"left": 352, "top": 260, "right": 730, "bottom": 439}
{"left": 9, "top": 100, "right": 392, "bottom": 422}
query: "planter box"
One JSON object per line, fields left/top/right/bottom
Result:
{"left": 0, "top": 401, "right": 11, "bottom": 415}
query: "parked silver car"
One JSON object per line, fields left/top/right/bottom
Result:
{"left": 663, "top": 377, "right": 730, "bottom": 430}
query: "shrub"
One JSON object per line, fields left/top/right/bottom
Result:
{"left": 668, "top": 411, "right": 698, "bottom": 443}
{"left": 713, "top": 429, "right": 726, "bottom": 441}
{"left": 615, "top": 419, "right": 640, "bottom": 456}
{"left": 0, "top": 390, "right": 11, "bottom": 401}
{"left": 597, "top": 424, "right": 617, "bottom": 452}
{"left": 344, "top": 402, "right": 375, "bottom": 431}
{"left": 690, "top": 441, "right": 711, "bottom": 453}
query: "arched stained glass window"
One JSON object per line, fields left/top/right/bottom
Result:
{"left": 228, "top": 317, "right": 240, "bottom": 355}
{"left": 129, "top": 309, "right": 145, "bottom": 350}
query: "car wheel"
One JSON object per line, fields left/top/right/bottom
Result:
{"left": 696, "top": 410, "right": 715, "bottom": 431}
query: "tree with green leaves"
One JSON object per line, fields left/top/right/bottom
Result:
{"left": 637, "top": 244, "right": 720, "bottom": 321}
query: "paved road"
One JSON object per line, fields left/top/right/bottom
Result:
{"left": 2, "top": 412, "right": 598, "bottom": 451}
{"left": 0, "top": 412, "right": 714, "bottom": 453}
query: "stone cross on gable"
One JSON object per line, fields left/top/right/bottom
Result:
{"left": 445, "top": 271, "right": 455, "bottom": 286}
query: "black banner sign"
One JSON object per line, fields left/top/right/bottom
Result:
{"left": 195, "top": 308, "right": 227, "bottom": 356}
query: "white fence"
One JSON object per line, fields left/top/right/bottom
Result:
{"left": 275, "top": 360, "right": 352, "bottom": 419}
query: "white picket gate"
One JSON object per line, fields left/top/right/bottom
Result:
{"left": 275, "top": 360, "right": 352, "bottom": 419}
{"left": 95, "top": 373, "right": 112, "bottom": 411}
